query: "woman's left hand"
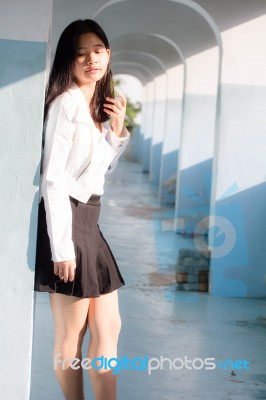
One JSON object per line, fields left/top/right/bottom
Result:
{"left": 104, "top": 91, "right": 127, "bottom": 136}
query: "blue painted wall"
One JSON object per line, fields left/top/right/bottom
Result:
{"left": 0, "top": 38, "right": 47, "bottom": 399}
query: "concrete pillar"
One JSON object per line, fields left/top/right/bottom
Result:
{"left": 142, "top": 81, "right": 155, "bottom": 172}
{"left": 149, "top": 73, "right": 167, "bottom": 184}
{"left": 138, "top": 97, "right": 146, "bottom": 163}
{"left": 125, "top": 125, "right": 142, "bottom": 162}
{"left": 159, "top": 64, "right": 185, "bottom": 204}
{"left": 210, "top": 15, "right": 266, "bottom": 297}
{"left": 0, "top": 1, "right": 52, "bottom": 398}
{"left": 175, "top": 46, "right": 220, "bottom": 233}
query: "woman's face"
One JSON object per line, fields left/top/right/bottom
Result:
{"left": 73, "top": 32, "right": 110, "bottom": 86}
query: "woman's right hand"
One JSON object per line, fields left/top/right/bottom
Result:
{"left": 54, "top": 260, "right": 76, "bottom": 283}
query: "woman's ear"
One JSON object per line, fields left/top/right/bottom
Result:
{"left": 107, "top": 48, "right": 111, "bottom": 60}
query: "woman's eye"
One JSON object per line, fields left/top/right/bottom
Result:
{"left": 75, "top": 53, "right": 86, "bottom": 63}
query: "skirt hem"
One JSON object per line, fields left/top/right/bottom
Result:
{"left": 34, "top": 281, "right": 125, "bottom": 299}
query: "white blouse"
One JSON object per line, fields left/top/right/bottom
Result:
{"left": 40, "top": 83, "right": 130, "bottom": 262}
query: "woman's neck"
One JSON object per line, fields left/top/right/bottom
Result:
{"left": 76, "top": 81, "right": 102, "bottom": 132}
{"left": 78, "top": 82, "right": 96, "bottom": 105}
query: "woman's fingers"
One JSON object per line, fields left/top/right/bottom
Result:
{"left": 104, "top": 92, "right": 127, "bottom": 114}
{"left": 54, "top": 260, "right": 76, "bottom": 283}
{"left": 68, "top": 264, "right": 76, "bottom": 282}
{"left": 54, "top": 263, "right": 60, "bottom": 276}
{"left": 104, "top": 98, "right": 123, "bottom": 114}
{"left": 117, "top": 91, "right": 127, "bottom": 108}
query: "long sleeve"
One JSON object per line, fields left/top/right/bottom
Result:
{"left": 105, "top": 124, "right": 130, "bottom": 175}
{"left": 41, "top": 96, "right": 76, "bottom": 262}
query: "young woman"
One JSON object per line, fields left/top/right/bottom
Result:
{"left": 34, "top": 19, "right": 130, "bottom": 400}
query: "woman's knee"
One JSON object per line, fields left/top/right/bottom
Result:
{"left": 89, "top": 314, "right": 122, "bottom": 341}
{"left": 103, "top": 314, "right": 122, "bottom": 339}
{"left": 110, "top": 314, "right": 122, "bottom": 337}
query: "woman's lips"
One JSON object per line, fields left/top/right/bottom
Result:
{"left": 85, "top": 68, "right": 100, "bottom": 74}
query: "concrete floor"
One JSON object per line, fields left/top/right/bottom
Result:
{"left": 30, "top": 160, "right": 266, "bottom": 400}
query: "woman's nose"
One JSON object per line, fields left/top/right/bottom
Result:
{"left": 86, "top": 53, "right": 96, "bottom": 65}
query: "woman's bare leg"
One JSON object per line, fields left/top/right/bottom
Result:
{"left": 49, "top": 293, "right": 90, "bottom": 400}
{"left": 87, "top": 290, "right": 122, "bottom": 400}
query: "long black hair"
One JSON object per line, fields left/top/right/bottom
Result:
{"left": 44, "top": 19, "right": 114, "bottom": 122}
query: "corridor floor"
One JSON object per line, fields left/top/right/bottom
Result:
{"left": 30, "top": 160, "right": 266, "bottom": 400}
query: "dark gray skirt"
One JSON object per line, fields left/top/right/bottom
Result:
{"left": 34, "top": 195, "right": 125, "bottom": 298}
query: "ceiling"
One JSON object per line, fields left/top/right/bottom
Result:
{"left": 52, "top": 0, "right": 266, "bottom": 84}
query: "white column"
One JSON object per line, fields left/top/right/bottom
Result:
{"left": 149, "top": 73, "right": 167, "bottom": 184}
{"left": 142, "top": 81, "right": 155, "bottom": 172}
{"left": 175, "top": 47, "right": 220, "bottom": 233}
{"left": 0, "top": 1, "right": 52, "bottom": 398}
{"left": 210, "top": 15, "right": 266, "bottom": 297}
{"left": 159, "top": 64, "right": 184, "bottom": 203}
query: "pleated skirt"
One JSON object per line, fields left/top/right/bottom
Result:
{"left": 34, "top": 195, "right": 125, "bottom": 298}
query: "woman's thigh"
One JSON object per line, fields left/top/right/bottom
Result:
{"left": 49, "top": 293, "right": 90, "bottom": 335}
{"left": 87, "top": 290, "right": 121, "bottom": 338}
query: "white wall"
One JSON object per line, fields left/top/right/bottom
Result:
{"left": 0, "top": 1, "right": 51, "bottom": 42}
{"left": 210, "top": 15, "right": 266, "bottom": 297}
{"left": 0, "top": 1, "right": 52, "bottom": 398}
